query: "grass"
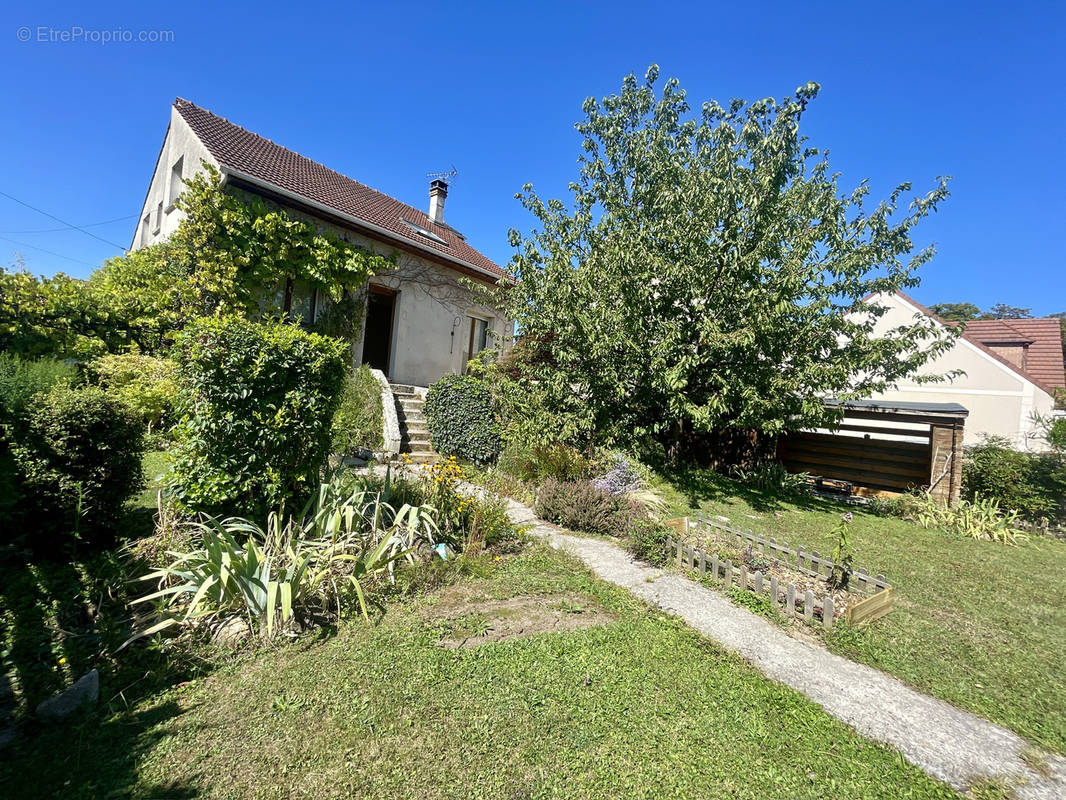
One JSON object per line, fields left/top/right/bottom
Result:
{"left": 0, "top": 544, "right": 958, "bottom": 799}
{"left": 655, "top": 465, "right": 1066, "bottom": 755}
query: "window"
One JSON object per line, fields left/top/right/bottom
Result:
{"left": 400, "top": 218, "right": 448, "bottom": 245}
{"left": 153, "top": 201, "right": 163, "bottom": 234}
{"left": 140, "top": 213, "right": 151, "bottom": 246}
{"left": 465, "top": 316, "right": 490, "bottom": 370}
{"left": 167, "top": 156, "right": 184, "bottom": 209}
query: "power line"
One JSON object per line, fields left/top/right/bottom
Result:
{"left": 0, "top": 189, "right": 127, "bottom": 250}
{"left": 0, "top": 213, "right": 139, "bottom": 235}
{"left": 0, "top": 235, "right": 97, "bottom": 268}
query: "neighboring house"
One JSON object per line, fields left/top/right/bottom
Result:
{"left": 865, "top": 291, "right": 1064, "bottom": 450}
{"left": 133, "top": 98, "right": 512, "bottom": 388}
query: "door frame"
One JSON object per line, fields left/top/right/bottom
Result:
{"left": 364, "top": 284, "right": 398, "bottom": 377}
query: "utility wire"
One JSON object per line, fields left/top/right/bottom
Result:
{"left": 0, "top": 235, "right": 97, "bottom": 268}
{"left": 0, "top": 189, "right": 127, "bottom": 250}
{"left": 0, "top": 213, "right": 138, "bottom": 235}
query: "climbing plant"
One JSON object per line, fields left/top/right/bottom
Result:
{"left": 89, "top": 165, "right": 394, "bottom": 352}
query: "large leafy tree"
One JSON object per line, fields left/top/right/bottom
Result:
{"left": 929, "top": 302, "right": 981, "bottom": 322}
{"left": 498, "top": 67, "right": 957, "bottom": 453}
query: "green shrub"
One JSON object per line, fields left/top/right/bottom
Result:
{"left": 0, "top": 353, "right": 76, "bottom": 427}
{"left": 533, "top": 479, "right": 636, "bottom": 537}
{"left": 627, "top": 518, "right": 669, "bottom": 565}
{"left": 331, "top": 365, "right": 384, "bottom": 454}
{"left": 424, "top": 374, "right": 502, "bottom": 466}
{"left": 129, "top": 475, "right": 440, "bottom": 642}
{"left": 498, "top": 441, "right": 590, "bottom": 483}
{"left": 8, "top": 385, "right": 145, "bottom": 547}
{"left": 893, "top": 490, "right": 1028, "bottom": 545}
{"left": 171, "top": 317, "right": 348, "bottom": 517}
{"left": 90, "top": 353, "right": 178, "bottom": 435}
{"left": 962, "top": 437, "right": 1063, "bottom": 520}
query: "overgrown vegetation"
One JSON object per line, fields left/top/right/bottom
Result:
{"left": 170, "top": 316, "right": 348, "bottom": 518}
{"left": 533, "top": 478, "right": 637, "bottom": 537}
{"left": 89, "top": 352, "right": 178, "bottom": 437}
{"left": 962, "top": 435, "right": 1066, "bottom": 523}
{"left": 331, "top": 365, "right": 384, "bottom": 455}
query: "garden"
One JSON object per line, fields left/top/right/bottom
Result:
{"left": 2, "top": 66, "right": 1065, "bottom": 799}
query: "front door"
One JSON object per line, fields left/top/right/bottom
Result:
{"left": 362, "top": 288, "right": 396, "bottom": 375}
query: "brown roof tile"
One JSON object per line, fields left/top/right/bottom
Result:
{"left": 963, "top": 318, "right": 1065, "bottom": 390}
{"left": 868, "top": 292, "right": 1065, "bottom": 395}
{"left": 173, "top": 98, "right": 506, "bottom": 279}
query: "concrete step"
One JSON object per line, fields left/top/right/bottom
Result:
{"left": 401, "top": 451, "right": 438, "bottom": 464}
{"left": 401, "top": 411, "right": 426, "bottom": 425}
{"left": 402, "top": 431, "right": 432, "bottom": 444}
{"left": 389, "top": 383, "right": 424, "bottom": 396}
{"left": 404, "top": 439, "right": 434, "bottom": 454}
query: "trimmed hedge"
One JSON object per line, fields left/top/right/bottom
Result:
{"left": 8, "top": 385, "right": 145, "bottom": 547}
{"left": 171, "top": 317, "right": 348, "bottom": 517}
{"left": 424, "top": 374, "right": 502, "bottom": 466}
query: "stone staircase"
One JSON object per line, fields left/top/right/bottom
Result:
{"left": 390, "top": 383, "right": 437, "bottom": 464}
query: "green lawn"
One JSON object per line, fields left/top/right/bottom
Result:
{"left": 655, "top": 466, "right": 1066, "bottom": 755}
{"left": 0, "top": 545, "right": 957, "bottom": 799}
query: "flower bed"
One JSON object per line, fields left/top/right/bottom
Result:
{"left": 665, "top": 515, "right": 894, "bottom": 629}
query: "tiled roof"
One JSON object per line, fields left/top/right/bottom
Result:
{"left": 962, "top": 318, "right": 1065, "bottom": 390}
{"left": 870, "top": 292, "right": 1065, "bottom": 394}
{"left": 173, "top": 98, "right": 505, "bottom": 279}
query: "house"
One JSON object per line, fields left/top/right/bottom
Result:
{"left": 133, "top": 98, "right": 512, "bottom": 389}
{"left": 864, "top": 291, "right": 1064, "bottom": 450}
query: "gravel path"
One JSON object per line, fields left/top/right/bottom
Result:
{"left": 500, "top": 497, "right": 1066, "bottom": 798}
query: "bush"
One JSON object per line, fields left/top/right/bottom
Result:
{"left": 0, "top": 353, "right": 76, "bottom": 427}
{"left": 424, "top": 374, "right": 502, "bottom": 466}
{"left": 627, "top": 518, "right": 669, "bottom": 565}
{"left": 498, "top": 441, "right": 590, "bottom": 483}
{"left": 962, "top": 437, "right": 1063, "bottom": 520}
{"left": 8, "top": 385, "right": 145, "bottom": 547}
{"left": 171, "top": 317, "right": 348, "bottom": 517}
{"left": 533, "top": 479, "right": 636, "bottom": 537}
{"left": 331, "top": 365, "right": 384, "bottom": 455}
{"left": 891, "top": 490, "right": 1028, "bottom": 545}
{"left": 90, "top": 353, "right": 178, "bottom": 435}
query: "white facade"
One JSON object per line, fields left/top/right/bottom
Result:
{"left": 865, "top": 292, "right": 1057, "bottom": 450}
{"left": 133, "top": 107, "right": 512, "bottom": 388}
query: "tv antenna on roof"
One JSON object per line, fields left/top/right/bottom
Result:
{"left": 426, "top": 165, "right": 459, "bottom": 185}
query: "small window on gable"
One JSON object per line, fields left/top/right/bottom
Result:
{"left": 168, "top": 156, "right": 184, "bottom": 208}
{"left": 153, "top": 201, "right": 163, "bottom": 234}
{"left": 140, "top": 213, "right": 151, "bottom": 246}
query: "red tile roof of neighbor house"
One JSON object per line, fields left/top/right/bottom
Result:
{"left": 173, "top": 98, "right": 506, "bottom": 280}
{"left": 961, "top": 318, "right": 1065, "bottom": 391}
{"left": 869, "top": 291, "right": 1066, "bottom": 395}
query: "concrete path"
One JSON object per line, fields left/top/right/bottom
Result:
{"left": 499, "top": 497, "right": 1066, "bottom": 799}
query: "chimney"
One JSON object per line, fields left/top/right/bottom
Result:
{"left": 428, "top": 179, "right": 448, "bottom": 224}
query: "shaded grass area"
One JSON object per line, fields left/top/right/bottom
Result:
{"left": 0, "top": 450, "right": 208, "bottom": 720}
{"left": 655, "top": 465, "right": 1066, "bottom": 755}
{"left": 0, "top": 545, "right": 956, "bottom": 799}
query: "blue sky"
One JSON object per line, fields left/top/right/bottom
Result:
{"left": 1, "top": 1, "right": 1063, "bottom": 314}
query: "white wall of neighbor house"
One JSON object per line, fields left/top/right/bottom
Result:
{"left": 132, "top": 107, "right": 216, "bottom": 249}
{"left": 134, "top": 131, "right": 512, "bottom": 388}
{"left": 864, "top": 292, "right": 1056, "bottom": 450}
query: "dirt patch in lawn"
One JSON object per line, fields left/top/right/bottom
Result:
{"left": 426, "top": 589, "right": 614, "bottom": 650}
